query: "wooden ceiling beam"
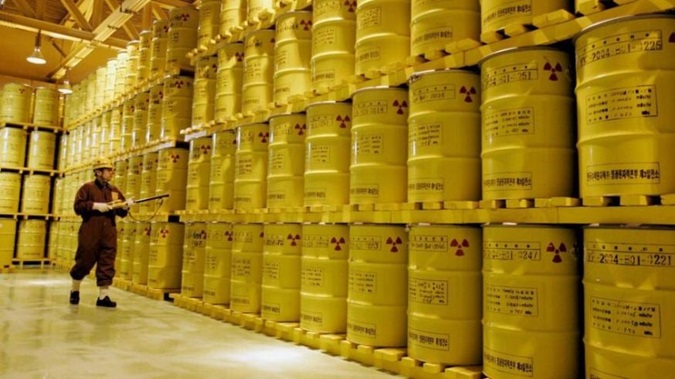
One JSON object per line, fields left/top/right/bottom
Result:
{"left": 35, "top": 0, "right": 47, "bottom": 20}
{"left": 60, "top": 0, "right": 94, "bottom": 31}
{"left": 151, "top": 3, "right": 168, "bottom": 19}
{"left": 0, "top": 10, "right": 127, "bottom": 47}
{"left": 59, "top": 0, "right": 93, "bottom": 25}
{"left": 142, "top": 4, "right": 152, "bottom": 29}
{"left": 91, "top": 0, "right": 103, "bottom": 26}
{"left": 103, "top": 0, "right": 137, "bottom": 39}
{"left": 11, "top": 0, "right": 36, "bottom": 18}
{"left": 152, "top": 0, "right": 192, "bottom": 9}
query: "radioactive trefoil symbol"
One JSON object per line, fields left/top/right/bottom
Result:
{"left": 547, "top": 242, "right": 567, "bottom": 263}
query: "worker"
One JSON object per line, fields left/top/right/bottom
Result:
{"left": 69, "top": 158, "right": 133, "bottom": 308}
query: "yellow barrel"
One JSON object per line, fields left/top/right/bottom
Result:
{"left": 355, "top": 0, "right": 410, "bottom": 76}
{"left": 480, "top": 0, "right": 569, "bottom": 34}
{"left": 234, "top": 123, "right": 269, "bottom": 211}
{"left": 21, "top": 174, "right": 51, "bottom": 214}
{"left": 262, "top": 223, "right": 302, "bottom": 321}
{"left": 0, "top": 219, "right": 16, "bottom": 267}
{"left": 32, "top": 87, "right": 60, "bottom": 126}
{"left": 150, "top": 20, "right": 170, "bottom": 76}
{"left": 204, "top": 222, "right": 233, "bottom": 304}
{"left": 304, "top": 102, "right": 352, "bottom": 207}
{"left": 16, "top": 219, "right": 46, "bottom": 260}
{"left": 104, "top": 58, "right": 117, "bottom": 103}
{"left": 125, "top": 40, "right": 141, "bottom": 93}
{"left": 162, "top": 76, "right": 193, "bottom": 141}
{"left": 133, "top": 91, "right": 150, "bottom": 146}
{"left": 0, "top": 172, "right": 21, "bottom": 213}
{"left": 0, "top": 126, "right": 27, "bottom": 167}
{"left": 231, "top": 223, "right": 265, "bottom": 312}
{"left": 146, "top": 83, "right": 163, "bottom": 142}
{"left": 1, "top": 83, "right": 32, "bottom": 124}
{"left": 47, "top": 221, "right": 59, "bottom": 262}
{"left": 119, "top": 221, "right": 137, "bottom": 280}
{"left": 91, "top": 116, "right": 101, "bottom": 158}
{"left": 301, "top": 223, "right": 349, "bottom": 333}
{"left": 186, "top": 137, "right": 213, "bottom": 211}
{"left": 209, "top": 130, "right": 237, "bottom": 210}
{"left": 408, "top": 70, "right": 481, "bottom": 202}
{"left": 408, "top": 225, "right": 482, "bottom": 365}
{"left": 350, "top": 88, "right": 409, "bottom": 205}
{"left": 114, "top": 50, "right": 129, "bottom": 98}
{"left": 267, "top": 114, "right": 306, "bottom": 209}
{"left": 575, "top": 16, "right": 675, "bottom": 198}
{"left": 138, "top": 31, "right": 152, "bottom": 83}
{"left": 169, "top": 6, "right": 199, "bottom": 28}
{"left": 248, "top": 0, "right": 274, "bottom": 22}
{"left": 109, "top": 106, "right": 122, "bottom": 154}
{"left": 26, "top": 130, "right": 56, "bottom": 171}
{"left": 483, "top": 224, "right": 581, "bottom": 379}
{"left": 148, "top": 221, "right": 185, "bottom": 289}
{"left": 584, "top": 226, "right": 675, "bottom": 378}
{"left": 167, "top": 26, "right": 198, "bottom": 71}
{"left": 57, "top": 133, "right": 68, "bottom": 171}
{"left": 51, "top": 177, "right": 63, "bottom": 216}
{"left": 113, "top": 158, "right": 128, "bottom": 192}
{"left": 182, "top": 222, "right": 207, "bottom": 297}
{"left": 156, "top": 147, "right": 189, "bottom": 212}
{"left": 311, "top": 0, "right": 356, "bottom": 92}
{"left": 480, "top": 47, "right": 575, "bottom": 200}
{"left": 94, "top": 66, "right": 107, "bottom": 109}
{"left": 220, "top": 0, "right": 246, "bottom": 36}
{"left": 192, "top": 56, "right": 218, "bottom": 127}
{"left": 82, "top": 121, "right": 93, "bottom": 162}
{"left": 198, "top": 0, "right": 221, "bottom": 48}
{"left": 125, "top": 155, "right": 144, "bottom": 201}
{"left": 411, "top": 0, "right": 479, "bottom": 57}
{"left": 274, "top": 11, "right": 312, "bottom": 104}
{"left": 348, "top": 224, "right": 408, "bottom": 347}
{"left": 99, "top": 111, "right": 111, "bottom": 157}
{"left": 215, "top": 43, "right": 244, "bottom": 121}
{"left": 120, "top": 98, "right": 135, "bottom": 151}
{"left": 242, "top": 30, "right": 275, "bottom": 114}
{"left": 132, "top": 222, "right": 152, "bottom": 284}
{"left": 139, "top": 152, "right": 159, "bottom": 215}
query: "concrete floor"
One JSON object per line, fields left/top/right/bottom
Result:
{"left": 0, "top": 271, "right": 398, "bottom": 379}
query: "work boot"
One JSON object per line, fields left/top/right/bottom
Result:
{"left": 96, "top": 296, "right": 117, "bottom": 308}
{"left": 69, "top": 290, "right": 80, "bottom": 305}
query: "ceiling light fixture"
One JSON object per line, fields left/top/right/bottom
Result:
{"left": 58, "top": 69, "right": 73, "bottom": 95}
{"left": 26, "top": 30, "right": 46, "bottom": 65}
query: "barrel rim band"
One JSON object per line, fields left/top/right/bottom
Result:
{"left": 408, "top": 68, "right": 479, "bottom": 83}
{"left": 478, "top": 46, "right": 565, "bottom": 67}
{"left": 351, "top": 85, "right": 407, "bottom": 96}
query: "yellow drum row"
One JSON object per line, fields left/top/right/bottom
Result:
{"left": 0, "top": 83, "right": 61, "bottom": 126}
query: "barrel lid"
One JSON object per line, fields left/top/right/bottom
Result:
{"left": 574, "top": 14, "right": 675, "bottom": 43}
{"left": 478, "top": 46, "right": 564, "bottom": 67}
{"left": 408, "top": 68, "right": 478, "bottom": 84}
{"left": 306, "top": 100, "right": 352, "bottom": 108}
{"left": 351, "top": 85, "right": 406, "bottom": 96}
{"left": 268, "top": 112, "right": 305, "bottom": 120}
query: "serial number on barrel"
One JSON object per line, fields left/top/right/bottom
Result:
{"left": 586, "top": 251, "right": 673, "bottom": 267}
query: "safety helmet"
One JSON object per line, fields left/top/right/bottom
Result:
{"left": 92, "top": 158, "right": 114, "bottom": 170}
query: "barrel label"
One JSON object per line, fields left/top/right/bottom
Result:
{"left": 483, "top": 347, "right": 534, "bottom": 377}
{"left": 349, "top": 270, "right": 376, "bottom": 294}
{"left": 483, "top": 172, "right": 533, "bottom": 191}
{"left": 589, "top": 297, "right": 661, "bottom": 338}
{"left": 353, "top": 133, "right": 383, "bottom": 155}
{"left": 577, "top": 30, "right": 663, "bottom": 68}
{"left": 350, "top": 184, "right": 379, "bottom": 197}
{"left": 486, "top": 285, "right": 539, "bottom": 316}
{"left": 243, "top": 60, "right": 264, "bottom": 80}
{"left": 409, "top": 328, "right": 450, "bottom": 351}
{"left": 347, "top": 319, "right": 377, "bottom": 337}
{"left": 482, "top": 62, "right": 538, "bottom": 89}
{"left": 262, "top": 302, "right": 281, "bottom": 315}
{"left": 483, "top": 107, "right": 534, "bottom": 138}
{"left": 314, "top": 0, "right": 342, "bottom": 19}
{"left": 301, "top": 310, "right": 324, "bottom": 325}
{"left": 269, "top": 151, "right": 287, "bottom": 171}
{"left": 236, "top": 155, "right": 254, "bottom": 176}
{"left": 308, "top": 114, "right": 334, "bottom": 131}
{"left": 302, "top": 266, "right": 324, "bottom": 287}
{"left": 482, "top": 0, "right": 531, "bottom": 26}
{"left": 267, "top": 191, "right": 287, "bottom": 202}
{"left": 356, "top": 47, "right": 380, "bottom": 63}
{"left": 233, "top": 256, "right": 253, "bottom": 277}
{"left": 309, "top": 144, "right": 331, "bottom": 162}
{"left": 586, "top": 163, "right": 660, "bottom": 186}
{"left": 586, "top": 242, "right": 674, "bottom": 267}
{"left": 410, "top": 234, "right": 448, "bottom": 252}
{"left": 410, "top": 123, "right": 442, "bottom": 147}
{"left": 357, "top": 7, "right": 381, "bottom": 30}
{"left": 233, "top": 230, "right": 253, "bottom": 243}
{"left": 409, "top": 277, "right": 448, "bottom": 305}
{"left": 313, "top": 26, "right": 337, "bottom": 47}
{"left": 408, "top": 179, "right": 445, "bottom": 193}
{"left": 312, "top": 69, "right": 337, "bottom": 84}
{"left": 304, "top": 187, "right": 328, "bottom": 200}
{"left": 412, "top": 27, "right": 454, "bottom": 48}
{"left": 354, "top": 99, "right": 388, "bottom": 116}
{"left": 275, "top": 49, "right": 288, "bottom": 67}
{"left": 411, "top": 84, "right": 455, "bottom": 103}
{"left": 585, "top": 85, "right": 657, "bottom": 124}
{"left": 484, "top": 241, "right": 541, "bottom": 261}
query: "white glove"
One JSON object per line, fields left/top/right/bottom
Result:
{"left": 92, "top": 202, "right": 112, "bottom": 212}
{"left": 123, "top": 198, "right": 134, "bottom": 210}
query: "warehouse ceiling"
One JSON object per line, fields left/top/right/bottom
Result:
{"left": 0, "top": 0, "right": 194, "bottom": 84}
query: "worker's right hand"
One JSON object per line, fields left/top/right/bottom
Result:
{"left": 92, "top": 202, "right": 112, "bottom": 213}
